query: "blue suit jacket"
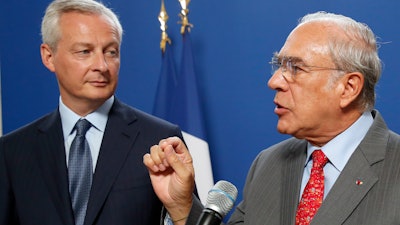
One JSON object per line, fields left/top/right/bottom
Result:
{"left": 0, "top": 99, "right": 183, "bottom": 225}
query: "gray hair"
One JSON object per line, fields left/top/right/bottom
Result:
{"left": 41, "top": 0, "right": 123, "bottom": 51}
{"left": 299, "top": 11, "right": 382, "bottom": 112}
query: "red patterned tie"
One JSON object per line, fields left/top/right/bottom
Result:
{"left": 295, "top": 150, "right": 328, "bottom": 225}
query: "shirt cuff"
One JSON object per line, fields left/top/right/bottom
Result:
{"left": 164, "top": 212, "right": 174, "bottom": 225}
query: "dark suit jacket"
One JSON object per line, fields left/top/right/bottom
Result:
{"left": 0, "top": 99, "right": 183, "bottom": 225}
{"left": 186, "top": 110, "right": 400, "bottom": 225}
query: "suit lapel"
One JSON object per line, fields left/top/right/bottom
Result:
{"left": 36, "top": 111, "right": 75, "bottom": 225}
{"left": 311, "top": 149, "right": 379, "bottom": 225}
{"left": 311, "top": 110, "right": 388, "bottom": 225}
{"left": 281, "top": 140, "right": 308, "bottom": 225}
{"left": 85, "top": 100, "right": 139, "bottom": 225}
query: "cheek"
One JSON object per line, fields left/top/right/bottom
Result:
{"left": 53, "top": 60, "right": 85, "bottom": 89}
{"left": 56, "top": 71, "right": 80, "bottom": 93}
{"left": 111, "top": 65, "right": 120, "bottom": 78}
{"left": 292, "top": 87, "right": 319, "bottom": 109}
{"left": 292, "top": 86, "right": 333, "bottom": 117}
{"left": 299, "top": 87, "right": 340, "bottom": 118}
{"left": 53, "top": 55, "right": 84, "bottom": 76}
{"left": 108, "top": 60, "right": 120, "bottom": 76}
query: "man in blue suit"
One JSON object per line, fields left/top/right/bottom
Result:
{"left": 0, "top": 0, "right": 183, "bottom": 224}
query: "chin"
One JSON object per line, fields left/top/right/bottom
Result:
{"left": 276, "top": 120, "right": 289, "bottom": 133}
{"left": 89, "top": 91, "right": 113, "bottom": 100}
{"left": 277, "top": 124, "right": 300, "bottom": 138}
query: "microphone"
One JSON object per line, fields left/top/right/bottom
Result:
{"left": 195, "top": 180, "right": 238, "bottom": 225}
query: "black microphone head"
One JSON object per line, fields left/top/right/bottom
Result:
{"left": 205, "top": 180, "right": 238, "bottom": 217}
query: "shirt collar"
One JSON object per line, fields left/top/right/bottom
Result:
{"left": 306, "top": 111, "right": 374, "bottom": 171}
{"left": 59, "top": 96, "right": 114, "bottom": 138}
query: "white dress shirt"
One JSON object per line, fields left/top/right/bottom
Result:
{"left": 59, "top": 96, "right": 114, "bottom": 172}
{"left": 300, "top": 111, "right": 374, "bottom": 199}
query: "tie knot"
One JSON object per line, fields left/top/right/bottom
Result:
{"left": 75, "top": 119, "right": 91, "bottom": 136}
{"left": 312, "top": 150, "right": 328, "bottom": 168}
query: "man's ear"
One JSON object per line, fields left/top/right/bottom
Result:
{"left": 339, "top": 72, "right": 364, "bottom": 108}
{"left": 40, "top": 43, "right": 56, "bottom": 72}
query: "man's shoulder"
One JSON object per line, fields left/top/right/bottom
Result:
{"left": 260, "top": 137, "right": 306, "bottom": 157}
{"left": 249, "top": 137, "right": 307, "bottom": 170}
{"left": 1, "top": 110, "right": 58, "bottom": 140}
{"left": 0, "top": 111, "right": 60, "bottom": 158}
{"left": 112, "top": 99, "right": 179, "bottom": 130}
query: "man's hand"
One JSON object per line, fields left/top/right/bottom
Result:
{"left": 143, "top": 136, "right": 195, "bottom": 223}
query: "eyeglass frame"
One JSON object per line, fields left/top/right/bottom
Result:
{"left": 269, "top": 52, "right": 344, "bottom": 81}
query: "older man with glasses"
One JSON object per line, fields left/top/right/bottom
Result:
{"left": 144, "top": 11, "right": 400, "bottom": 225}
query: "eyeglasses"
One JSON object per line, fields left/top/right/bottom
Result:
{"left": 269, "top": 53, "right": 343, "bottom": 82}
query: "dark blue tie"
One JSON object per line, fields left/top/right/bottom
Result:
{"left": 68, "top": 119, "right": 93, "bottom": 225}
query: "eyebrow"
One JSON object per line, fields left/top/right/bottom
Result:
{"left": 273, "top": 52, "right": 305, "bottom": 64}
{"left": 70, "top": 41, "right": 120, "bottom": 50}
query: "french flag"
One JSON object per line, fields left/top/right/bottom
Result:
{"left": 153, "top": 29, "right": 214, "bottom": 204}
